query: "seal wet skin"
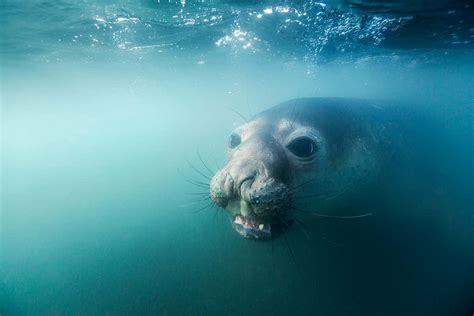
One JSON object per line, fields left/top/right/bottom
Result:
{"left": 209, "top": 97, "right": 396, "bottom": 240}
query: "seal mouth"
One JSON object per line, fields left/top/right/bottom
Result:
{"left": 230, "top": 214, "right": 290, "bottom": 240}
{"left": 231, "top": 214, "right": 272, "bottom": 239}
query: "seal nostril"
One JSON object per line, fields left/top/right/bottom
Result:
{"left": 238, "top": 175, "right": 255, "bottom": 192}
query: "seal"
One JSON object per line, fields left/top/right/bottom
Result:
{"left": 210, "top": 97, "right": 405, "bottom": 240}
{"left": 205, "top": 97, "right": 473, "bottom": 315}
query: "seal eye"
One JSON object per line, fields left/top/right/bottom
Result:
{"left": 287, "top": 137, "right": 317, "bottom": 158}
{"left": 229, "top": 133, "right": 241, "bottom": 149}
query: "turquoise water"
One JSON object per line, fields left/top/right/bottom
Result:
{"left": 1, "top": 1, "right": 474, "bottom": 315}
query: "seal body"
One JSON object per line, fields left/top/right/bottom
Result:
{"left": 209, "top": 97, "right": 443, "bottom": 239}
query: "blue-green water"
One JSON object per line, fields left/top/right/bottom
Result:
{"left": 1, "top": 1, "right": 473, "bottom": 315}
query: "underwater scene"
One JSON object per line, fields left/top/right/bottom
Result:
{"left": 1, "top": 0, "right": 473, "bottom": 315}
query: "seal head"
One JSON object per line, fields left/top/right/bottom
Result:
{"left": 210, "top": 98, "right": 383, "bottom": 240}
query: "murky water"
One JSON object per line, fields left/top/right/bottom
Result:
{"left": 1, "top": 1, "right": 473, "bottom": 315}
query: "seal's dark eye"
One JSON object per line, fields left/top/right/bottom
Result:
{"left": 229, "top": 133, "right": 241, "bottom": 149}
{"left": 287, "top": 137, "right": 317, "bottom": 158}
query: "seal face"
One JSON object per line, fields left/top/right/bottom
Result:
{"left": 210, "top": 98, "right": 384, "bottom": 240}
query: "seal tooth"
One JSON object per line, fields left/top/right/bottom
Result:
{"left": 240, "top": 200, "right": 252, "bottom": 217}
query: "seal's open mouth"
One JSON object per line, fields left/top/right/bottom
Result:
{"left": 231, "top": 215, "right": 272, "bottom": 239}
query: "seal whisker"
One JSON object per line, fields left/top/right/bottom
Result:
{"left": 197, "top": 150, "right": 215, "bottom": 176}
{"left": 293, "top": 218, "right": 312, "bottom": 241}
{"left": 185, "top": 192, "right": 211, "bottom": 196}
{"left": 280, "top": 217, "right": 310, "bottom": 241}
{"left": 177, "top": 197, "right": 211, "bottom": 208}
{"left": 185, "top": 158, "right": 211, "bottom": 180}
{"left": 292, "top": 206, "right": 373, "bottom": 219}
{"left": 280, "top": 218, "right": 291, "bottom": 230}
{"left": 282, "top": 234, "right": 299, "bottom": 271}
{"left": 213, "top": 205, "right": 220, "bottom": 219}
{"left": 227, "top": 107, "right": 249, "bottom": 123}
{"left": 184, "top": 177, "right": 210, "bottom": 187}
{"left": 287, "top": 177, "right": 319, "bottom": 194}
{"left": 288, "top": 101, "right": 297, "bottom": 130}
{"left": 190, "top": 195, "right": 212, "bottom": 202}
{"left": 290, "top": 193, "right": 326, "bottom": 200}
{"left": 191, "top": 181, "right": 210, "bottom": 187}
{"left": 246, "top": 95, "right": 253, "bottom": 118}
{"left": 177, "top": 168, "right": 210, "bottom": 189}
{"left": 193, "top": 201, "right": 216, "bottom": 214}
{"left": 184, "top": 178, "right": 210, "bottom": 189}
{"left": 290, "top": 188, "right": 347, "bottom": 201}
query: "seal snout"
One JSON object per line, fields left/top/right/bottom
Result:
{"left": 209, "top": 166, "right": 257, "bottom": 208}
{"left": 210, "top": 160, "right": 292, "bottom": 239}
